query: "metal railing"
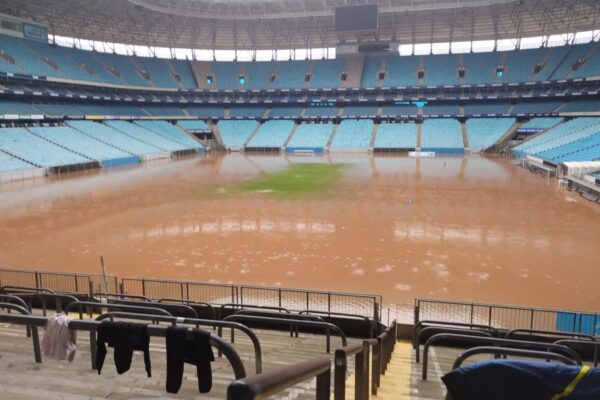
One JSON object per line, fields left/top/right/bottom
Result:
{"left": 0, "top": 302, "right": 40, "bottom": 362}
{"left": 227, "top": 356, "right": 331, "bottom": 400}
{"left": 421, "top": 333, "right": 582, "bottom": 380}
{"left": 0, "top": 268, "right": 381, "bottom": 321}
{"left": 0, "top": 312, "right": 247, "bottom": 379}
{"left": 334, "top": 342, "right": 369, "bottom": 400}
{"left": 452, "top": 347, "right": 578, "bottom": 369}
{"left": 370, "top": 320, "right": 397, "bottom": 396}
{"left": 224, "top": 314, "right": 347, "bottom": 353}
{"left": 415, "top": 298, "right": 600, "bottom": 336}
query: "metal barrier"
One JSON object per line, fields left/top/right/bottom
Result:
{"left": 92, "top": 292, "right": 151, "bottom": 302}
{"left": 334, "top": 342, "right": 369, "bottom": 400}
{"left": 299, "top": 310, "right": 376, "bottom": 338}
{"left": 504, "top": 328, "right": 597, "bottom": 342}
{"left": 232, "top": 310, "right": 325, "bottom": 338}
{"left": 0, "top": 268, "right": 118, "bottom": 294}
{"left": 370, "top": 320, "right": 397, "bottom": 395}
{"left": 64, "top": 301, "right": 173, "bottom": 319}
{"left": 8, "top": 292, "right": 79, "bottom": 316}
{"left": 0, "top": 312, "right": 246, "bottom": 379}
{"left": 240, "top": 285, "right": 381, "bottom": 321}
{"left": 415, "top": 298, "right": 600, "bottom": 336}
{"left": 0, "top": 302, "right": 40, "bottom": 362}
{"left": 452, "top": 346, "right": 578, "bottom": 370}
{"left": 227, "top": 356, "right": 330, "bottom": 400}
{"left": 159, "top": 298, "right": 216, "bottom": 320}
{"left": 1, "top": 285, "right": 56, "bottom": 294}
{"left": 554, "top": 339, "right": 600, "bottom": 367}
{"left": 110, "top": 300, "right": 199, "bottom": 319}
{"left": 121, "top": 277, "right": 238, "bottom": 305}
{"left": 421, "top": 333, "right": 582, "bottom": 380}
{"left": 413, "top": 320, "right": 500, "bottom": 348}
{"left": 415, "top": 327, "right": 493, "bottom": 363}
{"left": 94, "top": 311, "right": 263, "bottom": 374}
{"left": 224, "top": 314, "right": 347, "bottom": 353}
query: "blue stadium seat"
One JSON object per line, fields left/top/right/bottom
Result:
{"left": 421, "top": 119, "right": 464, "bottom": 151}
{"left": 218, "top": 120, "right": 259, "bottom": 150}
{"left": 0, "top": 150, "right": 34, "bottom": 172}
{"left": 330, "top": 119, "right": 374, "bottom": 148}
{"left": 308, "top": 59, "right": 344, "bottom": 88}
{"left": 361, "top": 57, "right": 383, "bottom": 87}
{"left": 246, "top": 120, "right": 295, "bottom": 148}
{"left": 466, "top": 118, "right": 515, "bottom": 150}
{"left": 286, "top": 123, "right": 333, "bottom": 151}
{"left": 135, "top": 120, "right": 203, "bottom": 150}
{"left": 374, "top": 122, "right": 417, "bottom": 149}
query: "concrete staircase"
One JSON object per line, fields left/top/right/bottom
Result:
{"left": 242, "top": 122, "right": 263, "bottom": 149}
{"left": 461, "top": 122, "right": 469, "bottom": 150}
{"left": 282, "top": 123, "right": 300, "bottom": 150}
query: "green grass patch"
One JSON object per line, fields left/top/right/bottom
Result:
{"left": 215, "top": 163, "right": 347, "bottom": 198}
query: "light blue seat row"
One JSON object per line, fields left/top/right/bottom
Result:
{"left": 134, "top": 120, "right": 201, "bottom": 149}
{"left": 304, "top": 106, "right": 339, "bottom": 117}
{"left": 0, "top": 100, "right": 43, "bottom": 115}
{"left": 382, "top": 104, "right": 419, "bottom": 116}
{"left": 230, "top": 107, "right": 266, "bottom": 117}
{"left": 342, "top": 105, "right": 378, "bottom": 116}
{"left": 1, "top": 35, "right": 61, "bottom": 77}
{"left": 106, "top": 121, "right": 187, "bottom": 151}
{"left": 286, "top": 123, "right": 333, "bottom": 149}
{"left": 0, "top": 150, "right": 33, "bottom": 172}
{"left": 534, "top": 46, "right": 570, "bottom": 81}
{"left": 177, "top": 120, "right": 210, "bottom": 131}
{"left": 520, "top": 117, "right": 563, "bottom": 129}
{"left": 186, "top": 106, "right": 225, "bottom": 118}
{"left": 269, "top": 106, "right": 304, "bottom": 117}
{"left": 464, "top": 103, "right": 509, "bottom": 115}
{"left": 211, "top": 62, "right": 242, "bottom": 89}
{"left": 68, "top": 120, "right": 162, "bottom": 155}
{"left": 423, "top": 54, "right": 460, "bottom": 86}
{"left": 133, "top": 56, "right": 176, "bottom": 88}
{"left": 25, "top": 40, "right": 94, "bottom": 81}
{"left": 421, "top": 119, "right": 464, "bottom": 149}
{"left": 143, "top": 105, "right": 186, "bottom": 116}
{"left": 463, "top": 52, "right": 501, "bottom": 85}
{"left": 33, "top": 103, "right": 81, "bottom": 116}
{"left": 169, "top": 59, "right": 197, "bottom": 89}
{"left": 0, "top": 127, "right": 89, "bottom": 167}
{"left": 218, "top": 120, "right": 258, "bottom": 150}
{"left": 466, "top": 118, "right": 515, "bottom": 151}
{"left": 550, "top": 43, "right": 594, "bottom": 80}
{"left": 241, "top": 62, "right": 277, "bottom": 89}
{"left": 330, "top": 119, "right": 374, "bottom": 148}
{"left": 308, "top": 59, "right": 345, "bottom": 89}
{"left": 502, "top": 48, "right": 546, "bottom": 83}
{"left": 384, "top": 56, "right": 420, "bottom": 86}
{"left": 247, "top": 120, "right": 295, "bottom": 148}
{"left": 361, "top": 57, "right": 383, "bottom": 87}
{"left": 511, "top": 101, "right": 563, "bottom": 114}
{"left": 272, "top": 61, "right": 310, "bottom": 89}
{"left": 560, "top": 100, "right": 600, "bottom": 113}
{"left": 94, "top": 52, "right": 149, "bottom": 87}
{"left": 29, "top": 126, "right": 130, "bottom": 160}
{"left": 423, "top": 104, "right": 459, "bottom": 115}
{"left": 374, "top": 122, "right": 417, "bottom": 149}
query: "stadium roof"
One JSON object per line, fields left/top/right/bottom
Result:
{"left": 0, "top": 0, "right": 599, "bottom": 50}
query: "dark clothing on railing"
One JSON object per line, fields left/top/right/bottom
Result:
{"left": 95, "top": 321, "right": 151, "bottom": 377}
{"left": 166, "top": 326, "right": 214, "bottom": 394}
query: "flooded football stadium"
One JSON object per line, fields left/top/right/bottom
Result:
{"left": 0, "top": 153, "right": 598, "bottom": 312}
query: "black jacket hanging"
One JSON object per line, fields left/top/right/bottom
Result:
{"left": 95, "top": 321, "right": 151, "bottom": 377}
{"left": 165, "top": 326, "right": 215, "bottom": 394}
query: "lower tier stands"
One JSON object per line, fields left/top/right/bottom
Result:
{"left": 218, "top": 120, "right": 258, "bottom": 150}
{"left": 0, "top": 150, "right": 33, "bottom": 171}
{"left": 374, "top": 122, "right": 417, "bottom": 149}
{"left": 246, "top": 120, "right": 295, "bottom": 149}
{"left": 520, "top": 117, "right": 563, "bottom": 130}
{"left": 514, "top": 117, "right": 600, "bottom": 163}
{"left": 286, "top": 123, "right": 333, "bottom": 152}
{"left": 105, "top": 121, "right": 190, "bottom": 152}
{"left": 134, "top": 120, "right": 203, "bottom": 149}
{"left": 466, "top": 118, "right": 515, "bottom": 151}
{"left": 421, "top": 119, "right": 464, "bottom": 152}
{"left": 177, "top": 120, "right": 210, "bottom": 131}
{"left": 330, "top": 119, "right": 374, "bottom": 149}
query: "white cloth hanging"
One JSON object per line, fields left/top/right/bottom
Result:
{"left": 41, "top": 312, "right": 77, "bottom": 362}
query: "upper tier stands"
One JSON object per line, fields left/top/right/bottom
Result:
{"left": 1, "top": 33, "right": 599, "bottom": 89}
{"left": 330, "top": 119, "right": 374, "bottom": 149}
{"left": 286, "top": 123, "right": 333, "bottom": 150}
{"left": 374, "top": 122, "right": 417, "bottom": 149}
{"left": 218, "top": 120, "right": 258, "bottom": 150}
{"left": 421, "top": 119, "right": 464, "bottom": 151}
{"left": 466, "top": 118, "right": 515, "bottom": 151}
{"left": 246, "top": 120, "right": 295, "bottom": 149}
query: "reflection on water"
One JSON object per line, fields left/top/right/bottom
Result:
{"left": 0, "top": 153, "right": 598, "bottom": 312}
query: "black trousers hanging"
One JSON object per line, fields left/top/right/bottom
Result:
{"left": 95, "top": 321, "right": 151, "bottom": 377}
{"left": 165, "top": 326, "right": 215, "bottom": 394}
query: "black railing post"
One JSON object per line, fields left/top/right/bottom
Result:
{"left": 306, "top": 292, "right": 309, "bottom": 310}
{"left": 186, "top": 282, "right": 190, "bottom": 301}
{"left": 180, "top": 283, "right": 184, "bottom": 300}
{"left": 278, "top": 288, "right": 282, "bottom": 309}
{"left": 34, "top": 272, "right": 40, "bottom": 290}
{"left": 316, "top": 368, "right": 330, "bottom": 400}
{"left": 530, "top": 308, "right": 535, "bottom": 330}
{"left": 334, "top": 349, "right": 347, "bottom": 400}
{"left": 488, "top": 306, "right": 492, "bottom": 327}
{"left": 328, "top": 293, "right": 331, "bottom": 316}
{"left": 141, "top": 279, "right": 146, "bottom": 297}
{"left": 371, "top": 340, "right": 380, "bottom": 395}
{"left": 363, "top": 342, "right": 371, "bottom": 400}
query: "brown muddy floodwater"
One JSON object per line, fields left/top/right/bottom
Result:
{"left": 0, "top": 153, "right": 599, "bottom": 312}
